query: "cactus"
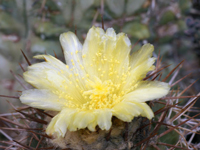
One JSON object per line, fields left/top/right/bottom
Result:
{"left": 0, "top": 51, "right": 199, "bottom": 149}
{"left": 0, "top": 0, "right": 199, "bottom": 149}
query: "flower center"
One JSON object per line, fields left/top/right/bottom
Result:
{"left": 80, "top": 79, "right": 122, "bottom": 110}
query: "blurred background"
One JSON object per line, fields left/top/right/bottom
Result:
{"left": 0, "top": 0, "right": 199, "bottom": 115}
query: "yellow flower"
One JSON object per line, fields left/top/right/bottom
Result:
{"left": 20, "top": 27, "right": 170, "bottom": 137}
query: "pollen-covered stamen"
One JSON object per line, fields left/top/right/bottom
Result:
{"left": 80, "top": 78, "right": 123, "bottom": 110}
{"left": 55, "top": 59, "right": 134, "bottom": 111}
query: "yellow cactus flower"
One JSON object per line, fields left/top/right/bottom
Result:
{"left": 20, "top": 27, "right": 170, "bottom": 138}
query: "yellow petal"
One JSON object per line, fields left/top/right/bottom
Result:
{"left": 20, "top": 89, "right": 64, "bottom": 111}
{"left": 121, "top": 57, "right": 156, "bottom": 91}
{"left": 87, "top": 119, "right": 97, "bottom": 131}
{"left": 25, "top": 55, "right": 70, "bottom": 89}
{"left": 82, "top": 26, "right": 131, "bottom": 82}
{"left": 133, "top": 102, "right": 154, "bottom": 119}
{"left": 96, "top": 109, "right": 112, "bottom": 130}
{"left": 34, "top": 55, "right": 68, "bottom": 71}
{"left": 73, "top": 111, "right": 95, "bottom": 129}
{"left": 46, "top": 114, "right": 59, "bottom": 136}
{"left": 60, "top": 32, "right": 89, "bottom": 89}
{"left": 119, "top": 44, "right": 156, "bottom": 91}
{"left": 124, "top": 81, "right": 170, "bottom": 102}
{"left": 59, "top": 32, "right": 83, "bottom": 71}
{"left": 24, "top": 56, "right": 88, "bottom": 104}
{"left": 112, "top": 102, "right": 142, "bottom": 122}
{"left": 46, "top": 108, "right": 77, "bottom": 137}
{"left": 112, "top": 101, "right": 154, "bottom": 120}
{"left": 130, "top": 43, "right": 154, "bottom": 69}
